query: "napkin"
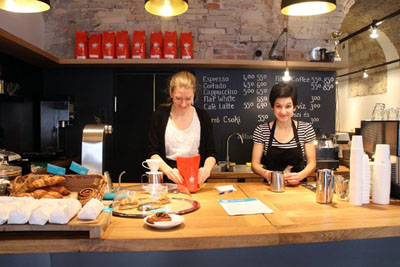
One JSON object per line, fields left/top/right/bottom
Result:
{"left": 8, "top": 200, "right": 39, "bottom": 224}
{"left": 49, "top": 199, "right": 82, "bottom": 224}
{"left": 215, "top": 185, "right": 237, "bottom": 194}
{"left": 0, "top": 203, "right": 10, "bottom": 225}
{"left": 78, "top": 198, "right": 103, "bottom": 220}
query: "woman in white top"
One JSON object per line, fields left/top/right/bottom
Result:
{"left": 252, "top": 82, "right": 316, "bottom": 185}
{"left": 147, "top": 71, "right": 217, "bottom": 184}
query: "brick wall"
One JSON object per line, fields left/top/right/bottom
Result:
{"left": 340, "top": 0, "right": 399, "bottom": 98}
{"left": 43, "top": 0, "right": 351, "bottom": 60}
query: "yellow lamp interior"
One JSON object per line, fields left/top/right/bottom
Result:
{"left": 145, "top": 0, "right": 188, "bottom": 17}
{"left": 0, "top": 0, "right": 50, "bottom": 13}
{"left": 281, "top": 1, "right": 336, "bottom": 16}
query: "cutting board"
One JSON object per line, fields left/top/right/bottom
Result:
{"left": 0, "top": 211, "right": 111, "bottom": 239}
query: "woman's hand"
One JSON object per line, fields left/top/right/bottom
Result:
{"left": 165, "top": 168, "right": 184, "bottom": 184}
{"left": 198, "top": 167, "right": 211, "bottom": 185}
{"left": 284, "top": 172, "right": 304, "bottom": 185}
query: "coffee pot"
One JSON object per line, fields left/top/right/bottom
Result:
{"left": 141, "top": 158, "right": 163, "bottom": 184}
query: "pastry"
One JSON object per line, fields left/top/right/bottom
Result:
{"left": 78, "top": 187, "right": 97, "bottom": 201}
{"left": 159, "top": 195, "right": 170, "bottom": 205}
{"left": 32, "top": 189, "right": 64, "bottom": 199}
{"left": 46, "top": 185, "right": 70, "bottom": 196}
{"left": 119, "top": 196, "right": 138, "bottom": 210}
{"left": 146, "top": 212, "right": 172, "bottom": 224}
{"left": 28, "top": 175, "right": 66, "bottom": 189}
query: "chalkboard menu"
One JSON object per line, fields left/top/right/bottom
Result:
{"left": 196, "top": 69, "right": 336, "bottom": 163}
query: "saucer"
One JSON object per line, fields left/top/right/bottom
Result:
{"left": 144, "top": 214, "right": 184, "bottom": 229}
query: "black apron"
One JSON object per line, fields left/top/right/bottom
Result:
{"left": 262, "top": 120, "right": 305, "bottom": 172}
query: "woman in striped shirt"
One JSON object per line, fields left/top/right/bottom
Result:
{"left": 251, "top": 83, "right": 316, "bottom": 185}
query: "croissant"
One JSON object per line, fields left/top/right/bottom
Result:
{"left": 28, "top": 175, "right": 66, "bottom": 189}
{"left": 32, "top": 189, "right": 48, "bottom": 199}
{"left": 46, "top": 185, "right": 70, "bottom": 196}
{"left": 41, "top": 191, "right": 63, "bottom": 199}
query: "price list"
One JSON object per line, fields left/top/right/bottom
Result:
{"left": 196, "top": 69, "right": 336, "bottom": 163}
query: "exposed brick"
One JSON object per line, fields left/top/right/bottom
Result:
{"left": 215, "top": 55, "right": 235, "bottom": 59}
{"left": 227, "top": 49, "right": 247, "bottom": 54}
{"left": 206, "top": 3, "right": 220, "bottom": 9}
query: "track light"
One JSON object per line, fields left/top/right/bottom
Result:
{"left": 0, "top": 0, "right": 50, "bottom": 13}
{"left": 281, "top": 0, "right": 336, "bottom": 16}
{"left": 145, "top": 0, "right": 188, "bottom": 17}
{"left": 363, "top": 69, "right": 368, "bottom": 79}
{"left": 370, "top": 25, "right": 379, "bottom": 39}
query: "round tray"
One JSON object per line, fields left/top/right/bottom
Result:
{"left": 112, "top": 198, "right": 200, "bottom": 218}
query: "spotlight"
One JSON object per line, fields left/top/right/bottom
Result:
{"left": 363, "top": 69, "right": 368, "bottom": 79}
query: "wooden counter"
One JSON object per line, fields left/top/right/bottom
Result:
{"left": 1, "top": 182, "right": 400, "bottom": 254}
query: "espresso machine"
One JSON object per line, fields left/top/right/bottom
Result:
{"left": 315, "top": 134, "right": 339, "bottom": 170}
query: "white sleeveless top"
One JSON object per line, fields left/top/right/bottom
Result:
{"left": 165, "top": 109, "right": 201, "bottom": 160}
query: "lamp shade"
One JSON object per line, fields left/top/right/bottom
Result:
{"left": 281, "top": 0, "right": 336, "bottom": 16}
{"left": 145, "top": 0, "right": 188, "bottom": 17}
{"left": 0, "top": 0, "right": 50, "bottom": 13}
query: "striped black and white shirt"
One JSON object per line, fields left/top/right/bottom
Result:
{"left": 253, "top": 121, "right": 316, "bottom": 156}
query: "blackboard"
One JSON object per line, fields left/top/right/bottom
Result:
{"left": 196, "top": 69, "right": 336, "bottom": 164}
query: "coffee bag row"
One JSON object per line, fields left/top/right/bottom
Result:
{"left": 75, "top": 31, "right": 193, "bottom": 60}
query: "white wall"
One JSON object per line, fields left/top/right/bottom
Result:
{"left": 0, "top": 9, "right": 44, "bottom": 49}
{"left": 337, "top": 29, "right": 400, "bottom": 132}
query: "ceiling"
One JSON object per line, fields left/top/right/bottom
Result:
{"left": 340, "top": 0, "right": 400, "bottom": 56}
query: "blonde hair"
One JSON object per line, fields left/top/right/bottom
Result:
{"left": 169, "top": 71, "right": 196, "bottom": 95}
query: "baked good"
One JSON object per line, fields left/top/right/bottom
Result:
{"left": 159, "top": 195, "right": 170, "bottom": 205}
{"left": 46, "top": 185, "right": 70, "bottom": 196}
{"left": 32, "top": 189, "right": 63, "bottom": 199}
{"left": 28, "top": 175, "right": 66, "bottom": 189}
{"left": 78, "top": 187, "right": 97, "bottom": 201}
{"left": 119, "top": 196, "right": 138, "bottom": 210}
{"left": 146, "top": 212, "right": 172, "bottom": 224}
{"left": 41, "top": 191, "right": 63, "bottom": 199}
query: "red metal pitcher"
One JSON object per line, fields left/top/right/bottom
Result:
{"left": 176, "top": 155, "right": 201, "bottom": 193}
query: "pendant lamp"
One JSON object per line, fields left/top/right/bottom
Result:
{"left": 281, "top": 0, "right": 336, "bottom": 16}
{"left": 145, "top": 0, "right": 188, "bottom": 17}
{"left": 0, "top": 0, "right": 50, "bottom": 13}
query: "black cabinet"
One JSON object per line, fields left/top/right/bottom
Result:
{"left": 112, "top": 72, "right": 173, "bottom": 182}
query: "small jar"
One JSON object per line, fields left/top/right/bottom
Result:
{"left": 0, "top": 164, "right": 22, "bottom": 181}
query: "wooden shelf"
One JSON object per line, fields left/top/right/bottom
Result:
{"left": 58, "top": 58, "right": 347, "bottom": 70}
{"left": 0, "top": 28, "right": 348, "bottom": 70}
{"left": 0, "top": 28, "right": 58, "bottom": 67}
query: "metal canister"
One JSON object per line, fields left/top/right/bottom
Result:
{"left": 316, "top": 169, "right": 335, "bottom": 204}
{"left": 270, "top": 171, "right": 285, "bottom": 192}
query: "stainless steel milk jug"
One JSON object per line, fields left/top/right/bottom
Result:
{"left": 270, "top": 171, "right": 285, "bottom": 192}
{"left": 316, "top": 169, "right": 334, "bottom": 204}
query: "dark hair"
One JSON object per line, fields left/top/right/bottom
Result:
{"left": 269, "top": 82, "right": 298, "bottom": 107}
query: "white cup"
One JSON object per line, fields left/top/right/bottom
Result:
{"left": 351, "top": 135, "right": 363, "bottom": 150}
{"left": 374, "top": 144, "right": 390, "bottom": 165}
{"left": 142, "top": 159, "right": 162, "bottom": 172}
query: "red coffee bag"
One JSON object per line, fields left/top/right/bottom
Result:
{"left": 75, "top": 31, "right": 88, "bottom": 59}
{"left": 150, "top": 31, "right": 163, "bottom": 59}
{"left": 181, "top": 32, "right": 193, "bottom": 59}
{"left": 102, "top": 31, "right": 115, "bottom": 59}
{"left": 132, "top": 31, "right": 146, "bottom": 59}
{"left": 88, "top": 33, "right": 102, "bottom": 59}
{"left": 163, "top": 31, "right": 177, "bottom": 59}
{"left": 116, "top": 31, "right": 130, "bottom": 59}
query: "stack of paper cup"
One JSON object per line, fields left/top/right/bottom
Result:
{"left": 349, "top": 135, "right": 363, "bottom": 206}
{"left": 362, "top": 154, "right": 371, "bottom": 204}
{"left": 372, "top": 144, "right": 391, "bottom": 204}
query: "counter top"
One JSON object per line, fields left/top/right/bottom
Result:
{"left": 1, "top": 182, "right": 399, "bottom": 254}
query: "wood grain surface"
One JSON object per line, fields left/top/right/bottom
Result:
{"left": 1, "top": 182, "right": 400, "bottom": 254}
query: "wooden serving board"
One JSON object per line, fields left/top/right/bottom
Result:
{"left": 0, "top": 211, "right": 111, "bottom": 239}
